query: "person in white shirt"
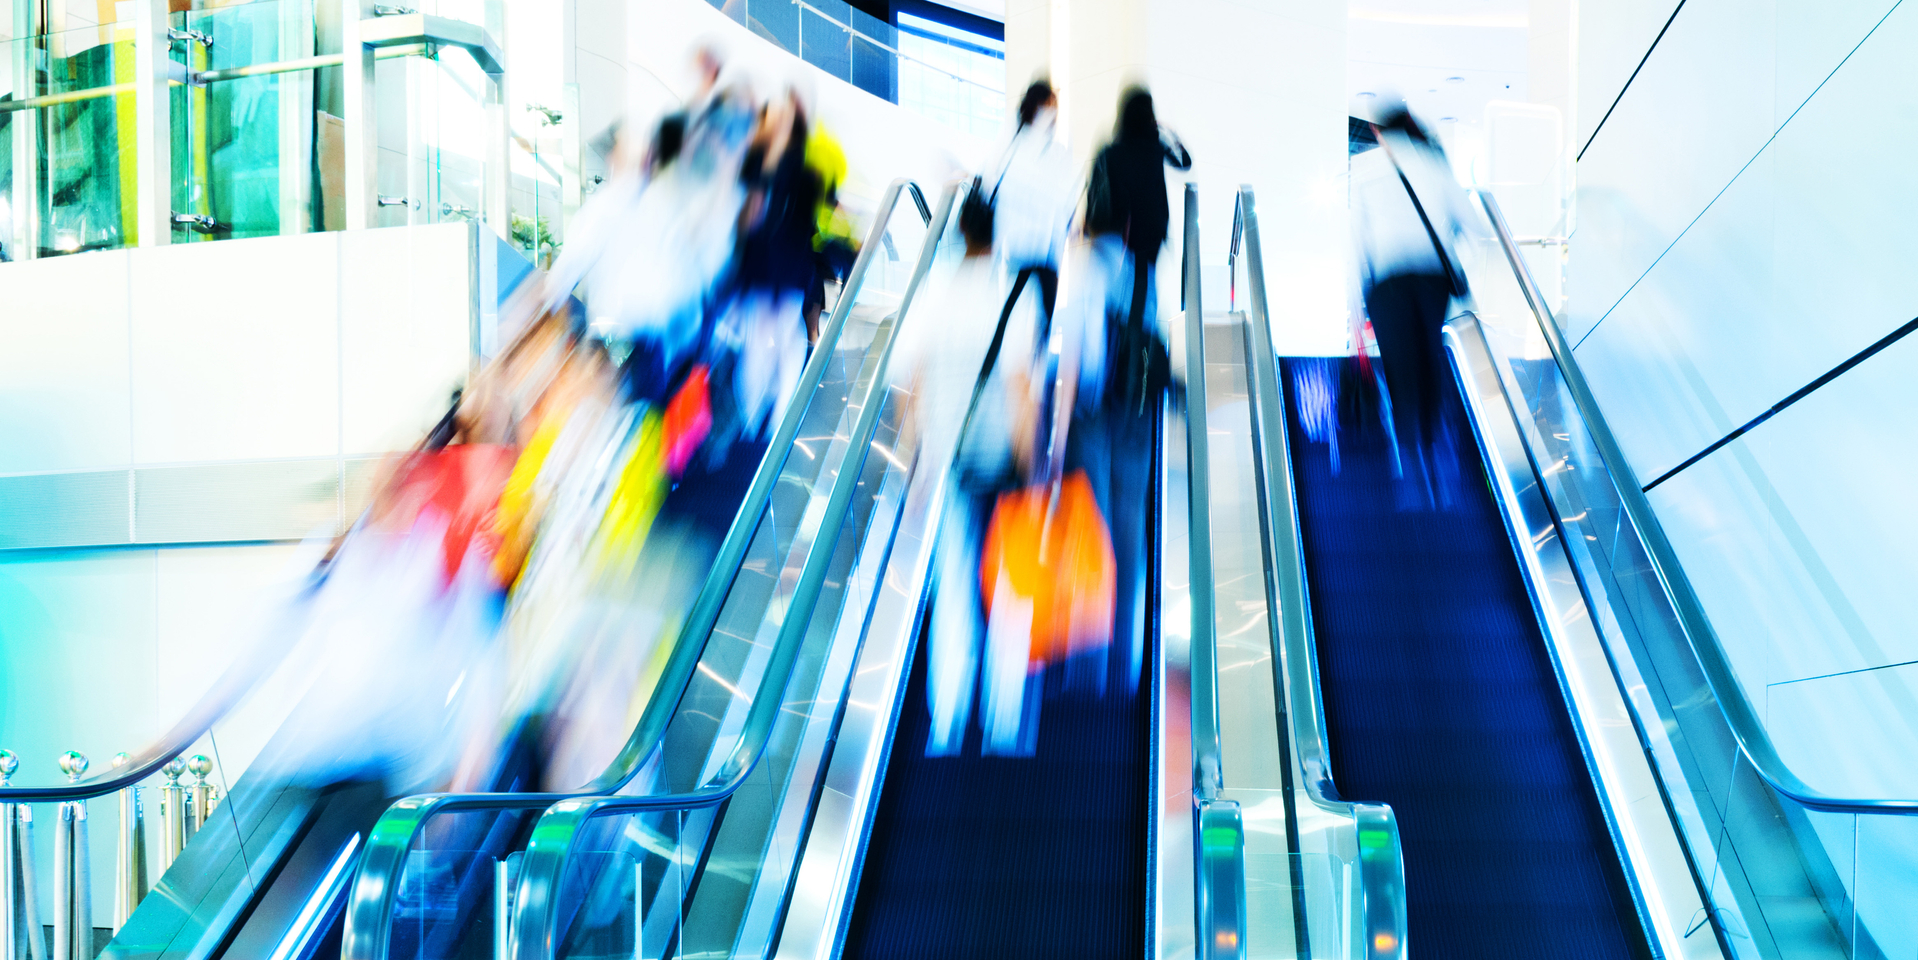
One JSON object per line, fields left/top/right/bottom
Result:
{"left": 1352, "top": 106, "right": 1474, "bottom": 495}
{"left": 989, "top": 80, "right": 1077, "bottom": 343}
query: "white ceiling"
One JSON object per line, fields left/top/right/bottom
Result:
{"left": 1348, "top": 0, "right": 1528, "bottom": 141}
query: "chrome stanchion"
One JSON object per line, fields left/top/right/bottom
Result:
{"left": 157, "top": 759, "right": 185, "bottom": 874}
{"left": 4, "top": 749, "right": 42, "bottom": 960}
{"left": 185, "top": 756, "right": 213, "bottom": 835}
{"left": 1, "top": 750, "right": 17, "bottom": 960}
{"left": 51, "top": 753, "right": 90, "bottom": 960}
{"left": 109, "top": 754, "right": 146, "bottom": 932}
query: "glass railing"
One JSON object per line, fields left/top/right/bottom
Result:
{"left": 2, "top": 0, "right": 524, "bottom": 261}
{"left": 338, "top": 180, "right": 949, "bottom": 960}
{"left": 498, "top": 183, "right": 957, "bottom": 960}
{"left": 1, "top": 21, "right": 138, "bottom": 257}
{"left": 1458, "top": 188, "right": 1918, "bottom": 959}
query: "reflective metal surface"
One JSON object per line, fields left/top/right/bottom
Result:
{"left": 1446, "top": 313, "right": 1721, "bottom": 960}
{"left": 1231, "top": 186, "right": 1406, "bottom": 960}
{"left": 1474, "top": 189, "right": 1918, "bottom": 816}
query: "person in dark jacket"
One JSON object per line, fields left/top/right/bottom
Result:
{"left": 1068, "top": 85, "right": 1190, "bottom": 697}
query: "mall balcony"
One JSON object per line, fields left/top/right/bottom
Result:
{"left": 0, "top": 0, "right": 1912, "bottom": 958}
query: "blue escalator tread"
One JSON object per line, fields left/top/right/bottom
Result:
{"left": 841, "top": 600, "right": 1152, "bottom": 960}
{"left": 1280, "top": 356, "right": 1651, "bottom": 960}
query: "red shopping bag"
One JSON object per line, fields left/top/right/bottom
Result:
{"left": 978, "top": 470, "right": 1116, "bottom": 666}
{"left": 371, "top": 444, "right": 519, "bottom": 587}
{"left": 662, "top": 364, "right": 713, "bottom": 479}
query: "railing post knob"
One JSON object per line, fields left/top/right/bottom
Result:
{"left": 52, "top": 754, "right": 91, "bottom": 960}
{"left": 159, "top": 759, "right": 187, "bottom": 873}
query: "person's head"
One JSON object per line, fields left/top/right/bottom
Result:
{"left": 1116, "top": 86, "right": 1157, "bottom": 143}
{"left": 1017, "top": 79, "right": 1057, "bottom": 128}
{"left": 1376, "top": 105, "right": 1433, "bottom": 147}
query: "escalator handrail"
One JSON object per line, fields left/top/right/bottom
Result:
{"left": 1230, "top": 186, "right": 1409, "bottom": 959}
{"left": 338, "top": 178, "right": 949, "bottom": 960}
{"left": 0, "top": 625, "right": 298, "bottom": 800}
{"left": 503, "top": 180, "right": 960, "bottom": 960}
{"left": 1182, "top": 183, "right": 1250, "bottom": 960}
{"left": 1472, "top": 189, "right": 1918, "bottom": 816}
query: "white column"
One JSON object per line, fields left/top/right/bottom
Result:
{"left": 340, "top": 0, "right": 376, "bottom": 230}
{"left": 132, "top": 0, "right": 171, "bottom": 247}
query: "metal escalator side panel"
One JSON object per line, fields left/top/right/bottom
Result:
{"left": 1447, "top": 312, "right": 1723, "bottom": 960}
{"left": 102, "top": 779, "right": 318, "bottom": 960}
{"left": 1230, "top": 186, "right": 1407, "bottom": 960}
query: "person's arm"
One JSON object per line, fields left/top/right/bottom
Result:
{"left": 1161, "top": 128, "right": 1192, "bottom": 171}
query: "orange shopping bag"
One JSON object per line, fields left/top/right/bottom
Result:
{"left": 978, "top": 470, "right": 1117, "bottom": 666}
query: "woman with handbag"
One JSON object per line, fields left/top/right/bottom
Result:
{"left": 1071, "top": 85, "right": 1189, "bottom": 695}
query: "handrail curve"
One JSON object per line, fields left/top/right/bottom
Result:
{"left": 337, "top": 178, "right": 949, "bottom": 960}
{"left": 1472, "top": 189, "right": 1918, "bottom": 816}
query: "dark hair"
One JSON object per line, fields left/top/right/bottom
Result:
{"left": 1376, "top": 106, "right": 1431, "bottom": 145}
{"left": 1017, "top": 79, "right": 1055, "bottom": 128}
{"left": 1116, "top": 86, "right": 1157, "bottom": 143}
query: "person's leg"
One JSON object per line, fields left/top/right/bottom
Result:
{"left": 1364, "top": 275, "right": 1424, "bottom": 472}
{"left": 1108, "top": 395, "right": 1153, "bottom": 696}
{"left": 926, "top": 486, "right": 983, "bottom": 756}
{"left": 1034, "top": 265, "right": 1059, "bottom": 355}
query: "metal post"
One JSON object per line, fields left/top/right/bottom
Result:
{"left": 15, "top": 805, "right": 41, "bottom": 960}
{"left": 277, "top": 0, "right": 316, "bottom": 233}
{"left": 480, "top": 40, "right": 508, "bottom": 237}
{"left": 131, "top": 0, "right": 170, "bottom": 247}
{"left": 109, "top": 754, "right": 146, "bottom": 931}
{"left": 157, "top": 759, "right": 185, "bottom": 874}
{"left": 10, "top": 0, "right": 41, "bottom": 260}
{"left": 492, "top": 853, "right": 517, "bottom": 960}
{"left": 185, "top": 756, "right": 212, "bottom": 835}
{"left": 52, "top": 753, "right": 90, "bottom": 960}
{"left": 340, "top": 0, "right": 378, "bottom": 229}
{"left": 1, "top": 750, "right": 16, "bottom": 960}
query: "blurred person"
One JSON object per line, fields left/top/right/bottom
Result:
{"left": 990, "top": 78, "right": 1077, "bottom": 343}
{"left": 895, "top": 195, "right": 1000, "bottom": 757}
{"left": 1351, "top": 105, "right": 1474, "bottom": 504}
{"left": 1069, "top": 85, "right": 1188, "bottom": 695}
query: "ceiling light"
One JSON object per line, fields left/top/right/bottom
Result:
{"left": 1445, "top": 76, "right": 1465, "bottom": 84}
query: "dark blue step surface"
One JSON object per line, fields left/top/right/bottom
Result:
{"left": 1280, "top": 356, "right": 1651, "bottom": 960}
{"left": 841, "top": 429, "right": 1159, "bottom": 960}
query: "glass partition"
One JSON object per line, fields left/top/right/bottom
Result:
{"left": 1, "top": 21, "right": 136, "bottom": 257}
{"left": 1457, "top": 193, "right": 1917, "bottom": 960}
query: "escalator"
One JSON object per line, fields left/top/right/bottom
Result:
{"left": 0, "top": 178, "right": 936, "bottom": 960}
{"left": 1278, "top": 354, "right": 1649, "bottom": 958}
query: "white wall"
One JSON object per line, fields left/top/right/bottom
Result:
{"left": 0, "top": 224, "right": 478, "bottom": 924}
{"left": 0, "top": 224, "right": 473, "bottom": 476}
{"left": 1569, "top": 1, "right": 1918, "bottom": 951}
{"left": 1008, "top": 0, "right": 1348, "bottom": 352}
